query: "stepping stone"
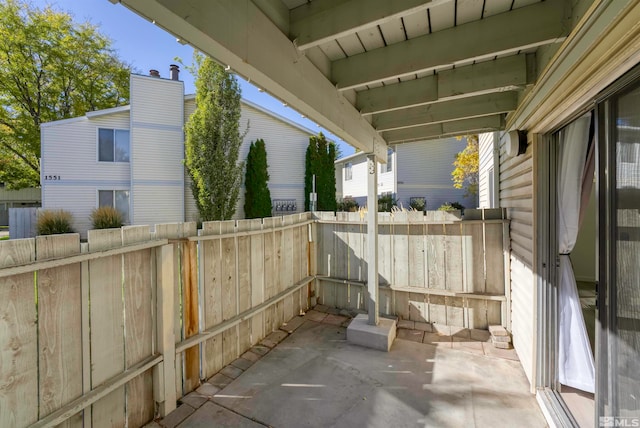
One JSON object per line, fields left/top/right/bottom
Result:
{"left": 159, "top": 404, "right": 195, "bottom": 428}
{"left": 397, "top": 319, "right": 415, "bottom": 330}
{"left": 180, "top": 391, "right": 208, "bottom": 409}
{"left": 280, "top": 316, "right": 305, "bottom": 333}
{"left": 208, "top": 373, "right": 233, "bottom": 389}
{"left": 250, "top": 345, "right": 270, "bottom": 356}
{"left": 231, "top": 357, "right": 254, "bottom": 371}
{"left": 220, "top": 365, "right": 243, "bottom": 379}
{"left": 414, "top": 321, "right": 433, "bottom": 332}
{"left": 196, "top": 382, "right": 221, "bottom": 397}
{"left": 305, "top": 310, "right": 328, "bottom": 323}
{"left": 261, "top": 330, "right": 288, "bottom": 348}
{"left": 241, "top": 350, "right": 262, "bottom": 362}
{"left": 396, "top": 328, "right": 425, "bottom": 343}
{"left": 324, "top": 314, "right": 348, "bottom": 326}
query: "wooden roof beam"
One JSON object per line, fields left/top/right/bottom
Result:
{"left": 289, "top": 0, "right": 452, "bottom": 51}
{"left": 373, "top": 92, "right": 517, "bottom": 132}
{"left": 357, "top": 54, "right": 533, "bottom": 115}
{"left": 333, "top": 0, "right": 568, "bottom": 90}
{"left": 382, "top": 115, "right": 505, "bottom": 143}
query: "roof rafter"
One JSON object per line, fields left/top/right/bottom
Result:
{"left": 289, "top": 0, "right": 453, "bottom": 50}
{"left": 357, "top": 54, "right": 532, "bottom": 115}
{"left": 382, "top": 115, "right": 504, "bottom": 143}
{"left": 333, "top": 0, "right": 567, "bottom": 90}
{"left": 118, "top": 0, "right": 388, "bottom": 160}
{"left": 373, "top": 92, "right": 518, "bottom": 131}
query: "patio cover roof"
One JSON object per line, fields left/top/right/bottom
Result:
{"left": 110, "top": 0, "right": 569, "bottom": 158}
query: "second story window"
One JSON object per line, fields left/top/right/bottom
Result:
{"left": 345, "top": 162, "right": 353, "bottom": 181}
{"left": 98, "top": 128, "right": 130, "bottom": 162}
{"left": 381, "top": 148, "right": 394, "bottom": 173}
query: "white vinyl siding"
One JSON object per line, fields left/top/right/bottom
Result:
{"left": 395, "top": 138, "right": 477, "bottom": 210}
{"left": 478, "top": 132, "right": 498, "bottom": 208}
{"left": 41, "top": 111, "right": 131, "bottom": 237}
{"left": 183, "top": 99, "right": 312, "bottom": 220}
{"left": 41, "top": 186, "right": 102, "bottom": 237}
{"left": 339, "top": 154, "right": 369, "bottom": 206}
{"left": 498, "top": 132, "right": 534, "bottom": 386}
{"left": 129, "top": 74, "right": 184, "bottom": 225}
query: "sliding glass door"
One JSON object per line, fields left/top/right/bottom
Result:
{"left": 598, "top": 81, "right": 640, "bottom": 421}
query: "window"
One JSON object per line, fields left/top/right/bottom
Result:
{"left": 345, "top": 162, "right": 353, "bottom": 181}
{"left": 98, "top": 190, "right": 130, "bottom": 223}
{"left": 98, "top": 128, "right": 130, "bottom": 162}
{"left": 381, "top": 148, "right": 394, "bottom": 173}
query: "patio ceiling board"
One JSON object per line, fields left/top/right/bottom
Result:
{"left": 289, "top": 0, "right": 453, "bottom": 50}
{"left": 401, "top": 8, "right": 430, "bottom": 39}
{"left": 382, "top": 114, "right": 504, "bottom": 143}
{"left": 317, "top": 39, "right": 346, "bottom": 61}
{"left": 377, "top": 17, "right": 407, "bottom": 45}
{"left": 116, "top": 0, "right": 569, "bottom": 153}
{"left": 356, "top": 54, "right": 529, "bottom": 115}
{"left": 372, "top": 92, "right": 518, "bottom": 131}
{"left": 483, "top": 0, "right": 515, "bottom": 17}
{"left": 118, "top": 0, "right": 390, "bottom": 160}
{"left": 331, "top": 0, "right": 567, "bottom": 91}
{"left": 456, "top": 0, "right": 485, "bottom": 26}
{"left": 427, "top": 0, "right": 455, "bottom": 32}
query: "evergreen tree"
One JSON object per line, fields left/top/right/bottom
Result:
{"left": 304, "top": 133, "right": 337, "bottom": 211}
{"left": 185, "top": 53, "right": 244, "bottom": 221}
{"left": 244, "top": 139, "right": 272, "bottom": 218}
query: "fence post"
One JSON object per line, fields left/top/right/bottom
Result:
{"left": 153, "top": 243, "right": 177, "bottom": 417}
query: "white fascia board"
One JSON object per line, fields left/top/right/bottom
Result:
{"left": 119, "top": 0, "right": 388, "bottom": 162}
{"left": 40, "top": 105, "right": 132, "bottom": 129}
{"left": 85, "top": 105, "right": 131, "bottom": 118}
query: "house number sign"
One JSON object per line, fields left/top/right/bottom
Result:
{"left": 44, "top": 175, "right": 61, "bottom": 180}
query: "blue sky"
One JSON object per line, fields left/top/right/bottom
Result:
{"left": 32, "top": 0, "right": 354, "bottom": 156}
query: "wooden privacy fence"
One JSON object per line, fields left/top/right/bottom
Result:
{"left": 9, "top": 207, "right": 39, "bottom": 239}
{"left": 0, "top": 213, "right": 312, "bottom": 428}
{"left": 314, "top": 209, "right": 511, "bottom": 330}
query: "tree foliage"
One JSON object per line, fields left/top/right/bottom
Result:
{"left": 452, "top": 135, "right": 479, "bottom": 196}
{"left": 185, "top": 53, "right": 245, "bottom": 221}
{"left": 304, "top": 133, "right": 337, "bottom": 211}
{"left": 244, "top": 138, "right": 272, "bottom": 219}
{"left": 0, "top": 0, "right": 130, "bottom": 189}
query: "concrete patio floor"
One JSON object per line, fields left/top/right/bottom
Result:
{"left": 151, "top": 310, "right": 547, "bottom": 428}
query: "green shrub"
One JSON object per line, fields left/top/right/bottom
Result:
{"left": 37, "top": 209, "right": 74, "bottom": 235}
{"left": 378, "top": 194, "right": 397, "bottom": 212}
{"left": 91, "top": 206, "right": 124, "bottom": 229}
{"left": 337, "top": 197, "right": 359, "bottom": 212}
{"left": 438, "top": 202, "right": 465, "bottom": 212}
{"left": 409, "top": 197, "right": 426, "bottom": 211}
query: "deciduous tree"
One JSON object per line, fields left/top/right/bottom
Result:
{"left": 0, "top": 0, "right": 130, "bottom": 188}
{"left": 451, "top": 134, "right": 479, "bottom": 196}
{"left": 185, "top": 53, "right": 245, "bottom": 221}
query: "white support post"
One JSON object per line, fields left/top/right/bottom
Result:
{"left": 366, "top": 154, "right": 379, "bottom": 326}
{"left": 154, "top": 244, "right": 177, "bottom": 417}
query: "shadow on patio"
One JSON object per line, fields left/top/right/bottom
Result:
{"left": 151, "top": 308, "right": 546, "bottom": 428}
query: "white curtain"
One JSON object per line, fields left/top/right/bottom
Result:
{"left": 557, "top": 114, "right": 595, "bottom": 393}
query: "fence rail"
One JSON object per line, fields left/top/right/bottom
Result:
{"left": 1, "top": 209, "right": 508, "bottom": 427}
{"left": 314, "top": 209, "right": 510, "bottom": 329}
{"left": 0, "top": 213, "right": 312, "bottom": 428}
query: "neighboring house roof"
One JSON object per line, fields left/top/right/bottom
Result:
{"left": 40, "top": 85, "right": 327, "bottom": 143}
{"left": 335, "top": 151, "right": 365, "bottom": 164}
